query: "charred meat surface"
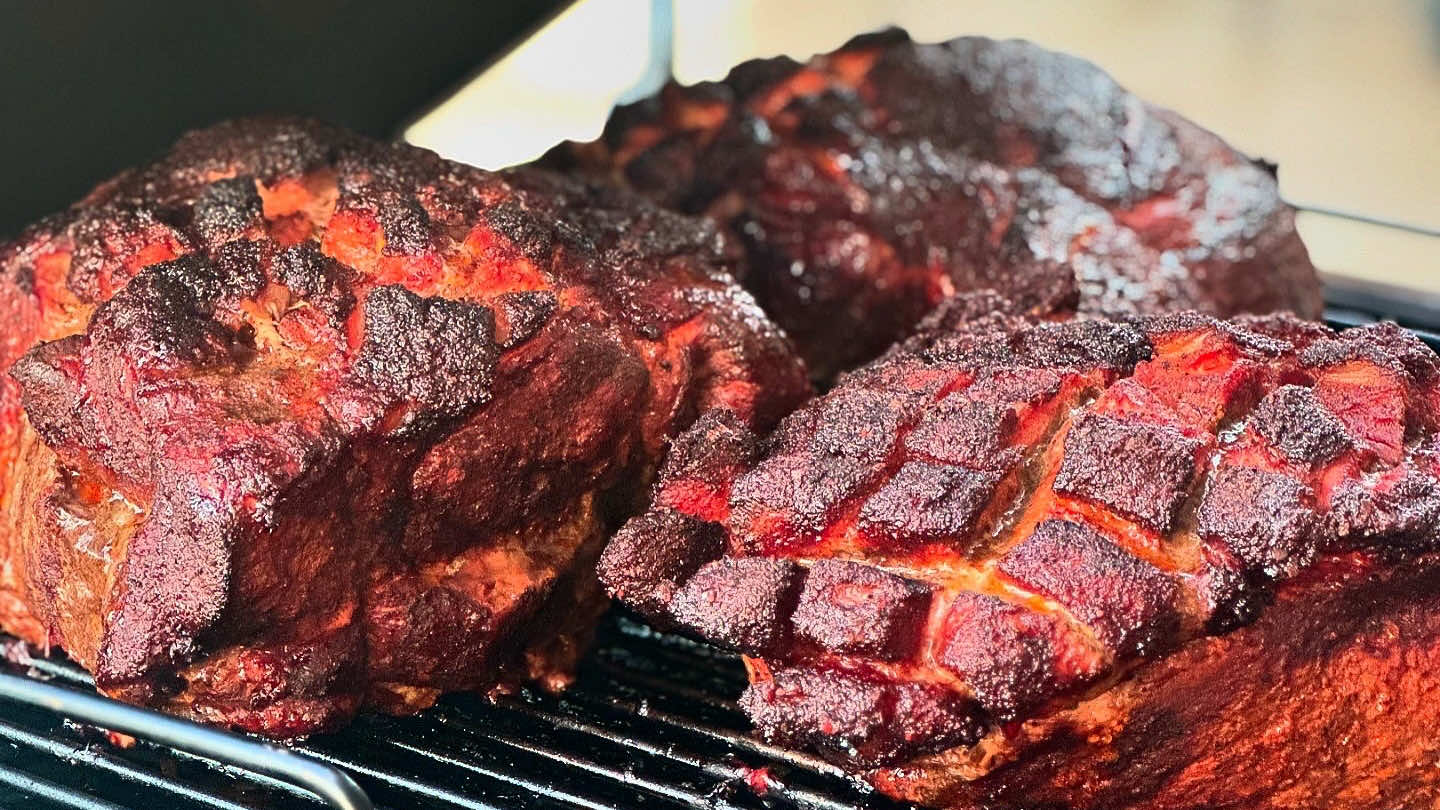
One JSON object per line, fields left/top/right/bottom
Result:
{"left": 546, "top": 30, "right": 1322, "bottom": 379}
{"left": 600, "top": 295, "right": 1440, "bottom": 808}
{"left": 0, "top": 117, "right": 810, "bottom": 736}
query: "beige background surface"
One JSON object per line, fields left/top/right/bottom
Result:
{"left": 408, "top": 0, "right": 1440, "bottom": 291}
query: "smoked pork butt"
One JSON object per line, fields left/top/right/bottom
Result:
{"left": 0, "top": 118, "right": 811, "bottom": 736}
{"left": 547, "top": 31, "right": 1322, "bottom": 380}
{"left": 601, "top": 294, "right": 1440, "bottom": 809}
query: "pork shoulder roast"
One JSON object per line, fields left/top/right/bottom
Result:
{"left": 546, "top": 30, "right": 1323, "bottom": 380}
{"left": 0, "top": 118, "right": 810, "bottom": 736}
{"left": 600, "top": 294, "right": 1440, "bottom": 809}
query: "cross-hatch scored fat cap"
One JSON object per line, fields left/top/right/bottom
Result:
{"left": 599, "top": 293, "right": 1440, "bottom": 779}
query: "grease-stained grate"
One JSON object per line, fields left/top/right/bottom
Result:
{"left": 0, "top": 613, "right": 916, "bottom": 810}
{"left": 0, "top": 281, "right": 1436, "bottom": 810}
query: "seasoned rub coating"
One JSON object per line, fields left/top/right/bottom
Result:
{"left": 0, "top": 117, "right": 810, "bottom": 736}
{"left": 601, "top": 294, "right": 1440, "bottom": 807}
{"left": 546, "top": 30, "right": 1321, "bottom": 379}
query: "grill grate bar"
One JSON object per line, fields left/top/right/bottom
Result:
{"left": 306, "top": 710, "right": 705, "bottom": 810}
{"left": 431, "top": 701, "right": 759, "bottom": 809}
{"left": 0, "top": 763, "right": 127, "bottom": 810}
{"left": 585, "top": 658, "right": 742, "bottom": 715}
{"left": 0, "top": 717, "right": 253, "bottom": 810}
{"left": 327, "top": 623, "right": 911, "bottom": 810}
{"left": 381, "top": 738, "right": 644, "bottom": 810}
{"left": 1292, "top": 203, "right": 1440, "bottom": 238}
{"left": 160, "top": 744, "right": 330, "bottom": 807}
{"left": 0, "top": 674, "right": 370, "bottom": 810}
{"left": 477, "top": 701, "right": 867, "bottom": 810}
{"left": 544, "top": 685, "right": 851, "bottom": 779}
{"left": 594, "top": 638, "right": 748, "bottom": 691}
{"left": 290, "top": 745, "right": 506, "bottom": 810}
{"left": 342, "top": 701, "right": 746, "bottom": 809}
{"left": 393, "top": 730, "right": 722, "bottom": 810}
{"left": 2, "top": 643, "right": 93, "bottom": 687}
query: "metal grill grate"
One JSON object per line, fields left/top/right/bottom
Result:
{"left": 0, "top": 612, "right": 916, "bottom": 810}
{"left": 0, "top": 278, "right": 1436, "bottom": 810}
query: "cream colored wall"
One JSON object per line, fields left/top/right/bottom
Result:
{"left": 409, "top": 0, "right": 1440, "bottom": 290}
